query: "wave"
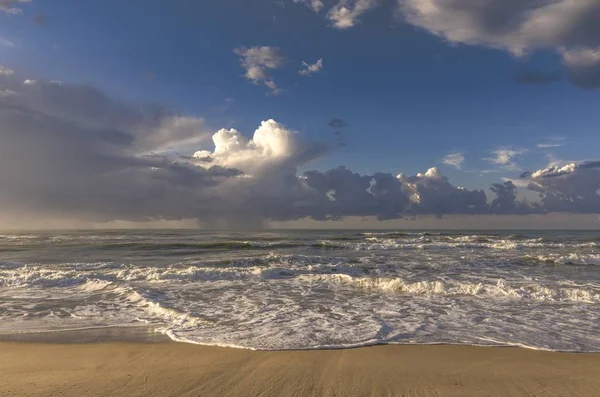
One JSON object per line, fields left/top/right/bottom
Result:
{"left": 121, "top": 287, "right": 204, "bottom": 330}
{"left": 87, "top": 238, "right": 597, "bottom": 252}
{"left": 95, "top": 241, "right": 293, "bottom": 250}
{"left": 3, "top": 260, "right": 598, "bottom": 304}
{"left": 361, "top": 232, "right": 415, "bottom": 238}
{"left": 351, "top": 236, "right": 597, "bottom": 251}
{"left": 528, "top": 254, "right": 600, "bottom": 266}
{"left": 80, "top": 240, "right": 350, "bottom": 251}
{"left": 2, "top": 233, "right": 597, "bottom": 259}
{"left": 301, "top": 274, "right": 600, "bottom": 303}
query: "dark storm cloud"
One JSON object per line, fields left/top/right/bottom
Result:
{"left": 526, "top": 161, "right": 600, "bottom": 213}
{"left": 1, "top": 68, "right": 599, "bottom": 225}
{"left": 0, "top": 104, "right": 236, "bottom": 222}
{"left": 302, "top": 167, "right": 410, "bottom": 221}
{"left": 490, "top": 181, "right": 540, "bottom": 214}
{"left": 398, "top": 169, "right": 488, "bottom": 215}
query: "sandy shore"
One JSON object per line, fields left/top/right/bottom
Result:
{"left": 2, "top": 342, "right": 600, "bottom": 397}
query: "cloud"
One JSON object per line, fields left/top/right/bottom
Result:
{"left": 193, "top": 119, "right": 327, "bottom": 176}
{"left": 501, "top": 177, "right": 530, "bottom": 188}
{"left": 537, "top": 143, "right": 564, "bottom": 149}
{"left": 1, "top": 68, "right": 599, "bottom": 226}
{"left": 294, "top": 0, "right": 324, "bottom": 13}
{"left": 0, "top": 66, "right": 13, "bottom": 76}
{"left": 303, "top": 167, "right": 411, "bottom": 220}
{"left": 442, "top": 152, "right": 465, "bottom": 169}
{"left": 514, "top": 70, "right": 562, "bottom": 85}
{"left": 397, "top": 0, "right": 600, "bottom": 89}
{"left": 294, "top": 1, "right": 600, "bottom": 88}
{"left": 486, "top": 148, "right": 527, "bottom": 171}
{"left": 490, "top": 180, "right": 539, "bottom": 214}
{"left": 0, "top": 70, "right": 231, "bottom": 223}
{"left": 299, "top": 58, "right": 324, "bottom": 76}
{"left": 0, "top": 0, "right": 29, "bottom": 14}
{"left": 490, "top": 181, "right": 517, "bottom": 214}
{"left": 562, "top": 48, "right": 600, "bottom": 89}
{"left": 397, "top": 168, "right": 488, "bottom": 215}
{"left": 328, "top": 0, "right": 380, "bottom": 29}
{"left": 531, "top": 161, "right": 600, "bottom": 179}
{"left": 139, "top": 115, "right": 210, "bottom": 153}
{"left": 526, "top": 161, "right": 600, "bottom": 213}
{"left": 234, "top": 46, "right": 285, "bottom": 94}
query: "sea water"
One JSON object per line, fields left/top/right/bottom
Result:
{"left": 1, "top": 230, "right": 599, "bottom": 351}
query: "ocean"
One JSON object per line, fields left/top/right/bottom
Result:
{"left": 0, "top": 230, "right": 599, "bottom": 351}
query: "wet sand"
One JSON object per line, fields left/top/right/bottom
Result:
{"left": 2, "top": 342, "right": 600, "bottom": 397}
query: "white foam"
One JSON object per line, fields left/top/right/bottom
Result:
{"left": 2, "top": 259, "right": 599, "bottom": 303}
{"left": 297, "top": 274, "right": 600, "bottom": 303}
{"left": 533, "top": 254, "right": 600, "bottom": 266}
{"left": 122, "top": 288, "right": 203, "bottom": 329}
{"left": 2, "top": 231, "right": 600, "bottom": 352}
{"left": 348, "top": 235, "right": 598, "bottom": 252}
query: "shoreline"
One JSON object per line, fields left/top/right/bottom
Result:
{"left": 0, "top": 325, "right": 170, "bottom": 344}
{"left": 2, "top": 325, "right": 600, "bottom": 354}
{"left": 2, "top": 341, "right": 600, "bottom": 396}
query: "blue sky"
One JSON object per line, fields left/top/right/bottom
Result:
{"left": 1, "top": 0, "right": 599, "bottom": 227}
{"left": 3, "top": 0, "right": 598, "bottom": 179}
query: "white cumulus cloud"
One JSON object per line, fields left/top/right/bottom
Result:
{"left": 194, "top": 120, "right": 318, "bottom": 175}
{"left": 328, "top": 0, "right": 380, "bottom": 29}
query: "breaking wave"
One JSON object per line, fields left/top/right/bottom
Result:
{"left": 2, "top": 259, "right": 598, "bottom": 304}
{"left": 1, "top": 230, "right": 599, "bottom": 351}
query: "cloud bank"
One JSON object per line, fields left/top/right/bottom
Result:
{"left": 528, "top": 161, "right": 600, "bottom": 213}
{"left": 0, "top": 68, "right": 598, "bottom": 226}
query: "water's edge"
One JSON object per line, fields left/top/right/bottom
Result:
{"left": 2, "top": 325, "right": 600, "bottom": 354}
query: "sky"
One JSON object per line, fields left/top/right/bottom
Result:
{"left": 0, "top": 0, "right": 599, "bottom": 229}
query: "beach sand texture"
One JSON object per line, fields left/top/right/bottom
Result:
{"left": 2, "top": 342, "right": 600, "bottom": 397}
